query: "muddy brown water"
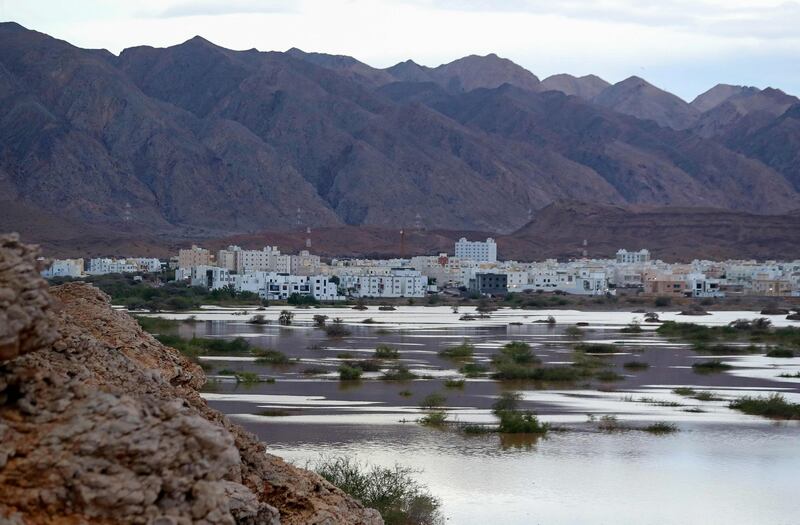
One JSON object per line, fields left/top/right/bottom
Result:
{"left": 141, "top": 306, "right": 800, "bottom": 524}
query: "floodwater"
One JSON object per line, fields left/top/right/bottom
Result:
{"left": 142, "top": 306, "right": 800, "bottom": 524}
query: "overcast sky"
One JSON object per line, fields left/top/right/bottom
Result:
{"left": 2, "top": 0, "right": 798, "bottom": 100}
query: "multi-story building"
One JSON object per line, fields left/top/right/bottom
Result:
{"left": 529, "top": 268, "right": 609, "bottom": 295}
{"left": 129, "top": 258, "right": 163, "bottom": 273}
{"left": 290, "top": 250, "right": 321, "bottom": 276}
{"left": 87, "top": 258, "right": 138, "bottom": 275}
{"left": 41, "top": 258, "right": 84, "bottom": 278}
{"left": 178, "top": 246, "right": 213, "bottom": 269}
{"left": 469, "top": 273, "right": 508, "bottom": 296}
{"left": 455, "top": 237, "right": 497, "bottom": 263}
{"left": 616, "top": 249, "right": 651, "bottom": 264}
{"left": 340, "top": 269, "right": 428, "bottom": 298}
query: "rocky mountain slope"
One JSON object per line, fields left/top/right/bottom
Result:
{"left": 0, "top": 234, "right": 382, "bottom": 524}
{"left": 507, "top": 202, "right": 800, "bottom": 261}
{"left": 2, "top": 22, "right": 800, "bottom": 246}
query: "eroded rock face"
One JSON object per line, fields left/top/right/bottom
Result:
{"left": 0, "top": 234, "right": 59, "bottom": 361}
{"left": 0, "top": 236, "right": 382, "bottom": 525}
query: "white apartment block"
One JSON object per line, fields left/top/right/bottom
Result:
{"left": 87, "top": 258, "right": 138, "bottom": 275}
{"left": 340, "top": 269, "right": 428, "bottom": 298}
{"left": 455, "top": 237, "right": 497, "bottom": 263}
{"left": 616, "top": 249, "right": 651, "bottom": 264}
{"left": 41, "top": 258, "right": 84, "bottom": 278}
{"left": 175, "top": 266, "right": 340, "bottom": 301}
{"left": 129, "top": 258, "right": 163, "bottom": 273}
{"left": 528, "top": 268, "right": 609, "bottom": 295}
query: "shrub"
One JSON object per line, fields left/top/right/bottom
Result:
{"left": 492, "top": 392, "right": 522, "bottom": 414}
{"left": 217, "top": 368, "right": 236, "bottom": 375}
{"left": 564, "top": 325, "right": 583, "bottom": 339}
{"left": 623, "top": 361, "right": 649, "bottom": 370}
{"left": 643, "top": 422, "right": 678, "bottom": 434}
{"left": 672, "top": 387, "right": 697, "bottom": 396}
{"left": 398, "top": 390, "right": 413, "bottom": 397}
{"left": 135, "top": 316, "right": 180, "bottom": 333}
{"left": 325, "top": 318, "right": 352, "bottom": 337}
{"left": 278, "top": 310, "right": 294, "bottom": 325}
{"left": 253, "top": 349, "right": 290, "bottom": 364}
{"left": 692, "top": 360, "right": 732, "bottom": 373}
{"left": 374, "top": 345, "right": 400, "bottom": 359}
{"left": 443, "top": 378, "right": 465, "bottom": 388}
{"left": 302, "top": 366, "right": 328, "bottom": 375}
{"left": 234, "top": 371, "right": 261, "bottom": 384}
{"left": 418, "top": 411, "right": 448, "bottom": 427}
{"left": 248, "top": 314, "right": 268, "bottom": 325}
{"left": 766, "top": 347, "right": 795, "bottom": 358}
{"left": 494, "top": 341, "right": 537, "bottom": 365}
{"left": 338, "top": 365, "right": 363, "bottom": 381}
{"left": 419, "top": 393, "right": 447, "bottom": 409}
{"left": 438, "top": 341, "right": 474, "bottom": 359}
{"left": 595, "top": 370, "right": 624, "bottom": 382}
{"left": 459, "top": 362, "right": 489, "bottom": 377}
{"left": 574, "top": 343, "right": 617, "bottom": 354}
{"left": 728, "top": 394, "right": 800, "bottom": 419}
{"left": 350, "top": 359, "right": 382, "bottom": 372}
{"left": 492, "top": 364, "right": 582, "bottom": 382}
{"left": 313, "top": 314, "right": 328, "bottom": 327}
{"left": 288, "top": 293, "right": 318, "bottom": 306}
{"left": 621, "top": 322, "right": 643, "bottom": 333}
{"left": 654, "top": 296, "right": 672, "bottom": 307}
{"left": 312, "top": 457, "right": 444, "bottom": 525}
{"left": 597, "top": 414, "right": 626, "bottom": 431}
{"left": 381, "top": 365, "right": 418, "bottom": 381}
{"left": 497, "top": 411, "right": 548, "bottom": 434}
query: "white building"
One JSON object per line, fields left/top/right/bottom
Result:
{"left": 41, "top": 258, "right": 84, "bottom": 278}
{"left": 87, "top": 258, "right": 138, "bottom": 275}
{"left": 616, "top": 249, "right": 651, "bottom": 264}
{"left": 455, "top": 238, "right": 497, "bottom": 263}
{"left": 175, "top": 266, "right": 340, "bottom": 301}
{"left": 129, "top": 258, "right": 163, "bottom": 273}
{"left": 340, "top": 268, "right": 428, "bottom": 298}
{"left": 528, "top": 268, "right": 609, "bottom": 295}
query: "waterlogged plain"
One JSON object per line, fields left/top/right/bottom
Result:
{"left": 139, "top": 306, "right": 800, "bottom": 524}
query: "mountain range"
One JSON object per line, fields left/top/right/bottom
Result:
{"left": 1, "top": 22, "right": 799, "bottom": 258}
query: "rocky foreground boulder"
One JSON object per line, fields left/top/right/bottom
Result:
{"left": 0, "top": 234, "right": 382, "bottom": 525}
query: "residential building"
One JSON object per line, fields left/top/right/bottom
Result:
{"left": 469, "top": 273, "right": 508, "bottom": 296}
{"left": 616, "top": 249, "right": 651, "bottom": 264}
{"left": 41, "top": 258, "right": 84, "bottom": 278}
{"left": 340, "top": 268, "right": 428, "bottom": 298}
{"left": 87, "top": 258, "right": 138, "bottom": 275}
{"left": 455, "top": 237, "right": 497, "bottom": 263}
{"left": 178, "top": 246, "right": 213, "bottom": 269}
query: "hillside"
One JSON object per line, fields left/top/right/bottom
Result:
{"left": 2, "top": 22, "right": 800, "bottom": 249}
{"left": 508, "top": 202, "right": 800, "bottom": 261}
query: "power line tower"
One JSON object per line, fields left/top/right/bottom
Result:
{"left": 399, "top": 229, "right": 405, "bottom": 258}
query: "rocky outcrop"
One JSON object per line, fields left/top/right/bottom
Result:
{"left": 0, "top": 236, "right": 382, "bottom": 524}
{"left": 0, "top": 234, "right": 59, "bottom": 361}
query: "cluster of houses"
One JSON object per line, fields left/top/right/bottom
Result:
{"left": 41, "top": 241, "right": 800, "bottom": 301}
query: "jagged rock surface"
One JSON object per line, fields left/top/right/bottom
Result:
{"left": 0, "top": 237, "right": 382, "bottom": 525}
{"left": 0, "top": 234, "right": 59, "bottom": 361}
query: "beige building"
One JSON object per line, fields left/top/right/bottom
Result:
{"left": 178, "top": 245, "right": 213, "bottom": 269}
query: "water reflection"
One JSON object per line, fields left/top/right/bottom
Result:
{"left": 140, "top": 306, "right": 800, "bottom": 524}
